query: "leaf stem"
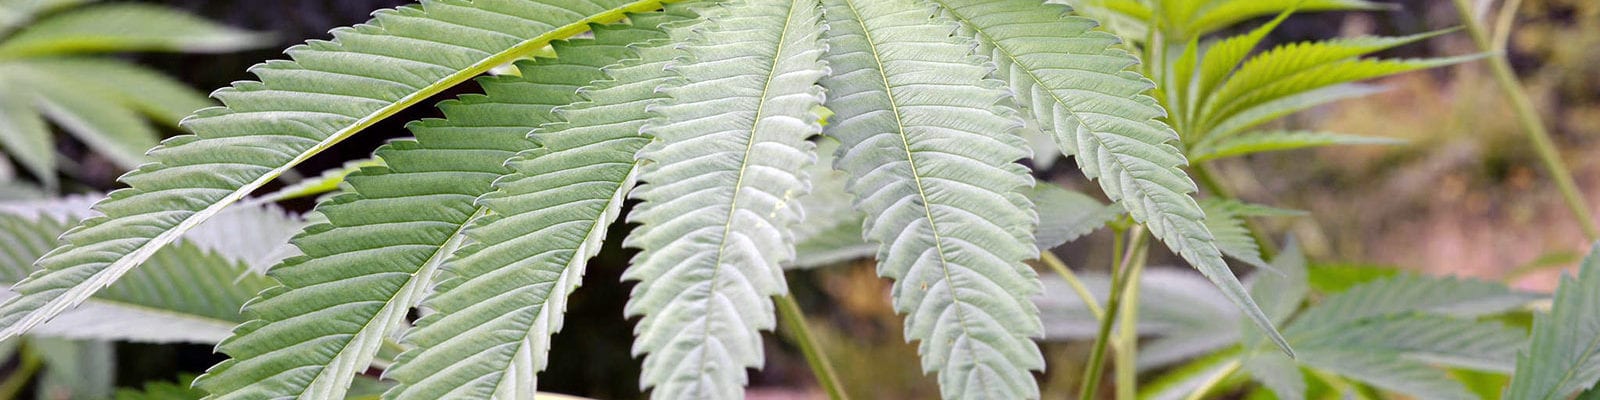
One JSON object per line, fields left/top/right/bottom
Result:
{"left": 0, "top": 340, "right": 42, "bottom": 399}
{"left": 775, "top": 294, "right": 849, "bottom": 400}
{"left": 1080, "top": 226, "right": 1147, "bottom": 400}
{"left": 1041, "top": 251, "right": 1105, "bottom": 320}
{"left": 1114, "top": 239, "right": 1149, "bottom": 400}
{"left": 1180, "top": 358, "right": 1242, "bottom": 400}
{"left": 1450, "top": 0, "right": 1600, "bottom": 240}
{"left": 1189, "top": 161, "right": 1278, "bottom": 259}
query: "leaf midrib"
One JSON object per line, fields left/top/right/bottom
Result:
{"left": 699, "top": 0, "right": 804, "bottom": 389}
{"left": 839, "top": 0, "right": 982, "bottom": 386}
{"left": 0, "top": 0, "right": 671, "bottom": 341}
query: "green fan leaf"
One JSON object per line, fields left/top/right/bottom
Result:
{"left": 0, "top": 197, "right": 283, "bottom": 344}
{"left": 1030, "top": 183, "right": 1122, "bottom": 251}
{"left": 790, "top": 138, "right": 872, "bottom": 269}
{"left": 0, "top": 80, "right": 54, "bottom": 189}
{"left": 0, "top": 3, "right": 267, "bottom": 57}
{"left": 0, "top": 0, "right": 672, "bottom": 343}
{"left": 194, "top": 10, "right": 691, "bottom": 398}
{"left": 1200, "top": 199, "right": 1304, "bottom": 270}
{"left": 1189, "top": 130, "right": 1401, "bottom": 163}
{"left": 1296, "top": 315, "right": 1526, "bottom": 373}
{"left": 1288, "top": 274, "right": 1539, "bottom": 333}
{"left": 1506, "top": 243, "right": 1600, "bottom": 399}
{"left": 15, "top": 58, "right": 216, "bottom": 124}
{"left": 932, "top": 0, "right": 1290, "bottom": 355}
{"left": 1296, "top": 349, "right": 1476, "bottom": 400}
{"left": 820, "top": 0, "right": 1045, "bottom": 397}
{"left": 381, "top": 8, "right": 697, "bottom": 399}
{"left": 622, "top": 0, "right": 827, "bottom": 397}
{"left": 1, "top": 60, "right": 161, "bottom": 169}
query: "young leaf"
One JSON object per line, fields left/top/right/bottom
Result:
{"left": 624, "top": 0, "right": 828, "bottom": 396}
{"left": 821, "top": 0, "right": 1045, "bottom": 397}
{"left": 931, "top": 0, "right": 1292, "bottom": 355}
{"left": 0, "top": 0, "right": 673, "bottom": 343}
{"left": 1189, "top": 130, "right": 1401, "bottom": 163}
{"left": 382, "top": 8, "right": 697, "bottom": 399}
{"left": 1506, "top": 244, "right": 1600, "bottom": 399}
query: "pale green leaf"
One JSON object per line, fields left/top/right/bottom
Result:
{"left": 197, "top": 10, "right": 682, "bottom": 398}
{"left": 1030, "top": 183, "right": 1122, "bottom": 251}
{"left": 1296, "top": 349, "right": 1476, "bottom": 400}
{"left": 0, "top": 0, "right": 672, "bottom": 344}
{"left": 0, "top": 88, "right": 54, "bottom": 189}
{"left": 0, "top": 197, "right": 281, "bottom": 344}
{"left": 1506, "top": 243, "right": 1600, "bottom": 399}
{"left": 1288, "top": 274, "right": 1539, "bottom": 332}
{"left": 934, "top": 0, "right": 1290, "bottom": 355}
{"left": 1201, "top": 199, "right": 1305, "bottom": 270}
{"left": 2, "top": 62, "right": 159, "bottom": 169}
{"left": 1037, "top": 269, "right": 1241, "bottom": 370}
{"left": 382, "top": 8, "right": 697, "bottom": 399}
{"left": 790, "top": 138, "right": 871, "bottom": 269}
{"left": 15, "top": 58, "right": 214, "bottom": 124}
{"left": 623, "top": 0, "right": 827, "bottom": 396}
{"left": 1243, "top": 351, "right": 1304, "bottom": 400}
{"left": 0, "top": 3, "right": 266, "bottom": 57}
{"left": 821, "top": 0, "right": 1045, "bottom": 397}
{"left": 1296, "top": 315, "right": 1526, "bottom": 373}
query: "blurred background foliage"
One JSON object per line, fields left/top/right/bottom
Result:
{"left": 0, "top": 0, "right": 1596, "bottom": 398}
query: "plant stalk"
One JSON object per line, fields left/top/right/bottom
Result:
{"left": 1114, "top": 240, "right": 1149, "bottom": 400}
{"left": 1079, "top": 226, "right": 1147, "bottom": 400}
{"left": 1181, "top": 359, "right": 1242, "bottom": 400}
{"left": 1189, "top": 162, "right": 1278, "bottom": 259}
{"left": 1450, "top": 0, "right": 1600, "bottom": 240}
{"left": 1042, "top": 251, "right": 1106, "bottom": 320}
{"left": 774, "top": 294, "right": 849, "bottom": 400}
{"left": 0, "top": 341, "right": 42, "bottom": 399}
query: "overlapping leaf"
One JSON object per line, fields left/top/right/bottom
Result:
{"left": 930, "top": 0, "right": 1289, "bottom": 354}
{"left": 194, "top": 8, "right": 687, "bottom": 398}
{"left": 0, "top": 197, "right": 286, "bottom": 344}
{"left": 1507, "top": 244, "right": 1600, "bottom": 399}
{"left": 384, "top": 8, "right": 698, "bottom": 399}
{"left": 0, "top": 0, "right": 668, "bottom": 345}
{"left": 820, "top": 0, "right": 1044, "bottom": 397}
{"left": 624, "top": 0, "right": 828, "bottom": 396}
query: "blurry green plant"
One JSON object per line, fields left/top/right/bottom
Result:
{"left": 0, "top": 0, "right": 266, "bottom": 190}
{"left": 0, "top": 0, "right": 1595, "bottom": 399}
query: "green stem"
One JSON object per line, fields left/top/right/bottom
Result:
{"left": 775, "top": 294, "right": 849, "bottom": 400}
{"left": 1079, "top": 226, "right": 1147, "bottom": 400}
{"left": 0, "top": 341, "right": 42, "bottom": 399}
{"left": 1181, "top": 359, "right": 1242, "bottom": 400}
{"left": 1042, "top": 251, "right": 1105, "bottom": 320}
{"left": 1450, "top": 0, "right": 1600, "bottom": 240}
{"left": 1189, "top": 162, "right": 1278, "bottom": 259}
{"left": 1114, "top": 240, "right": 1149, "bottom": 400}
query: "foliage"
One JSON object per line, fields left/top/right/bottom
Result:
{"left": 0, "top": 0, "right": 265, "bottom": 190}
{"left": 0, "top": 0, "right": 1593, "bottom": 399}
